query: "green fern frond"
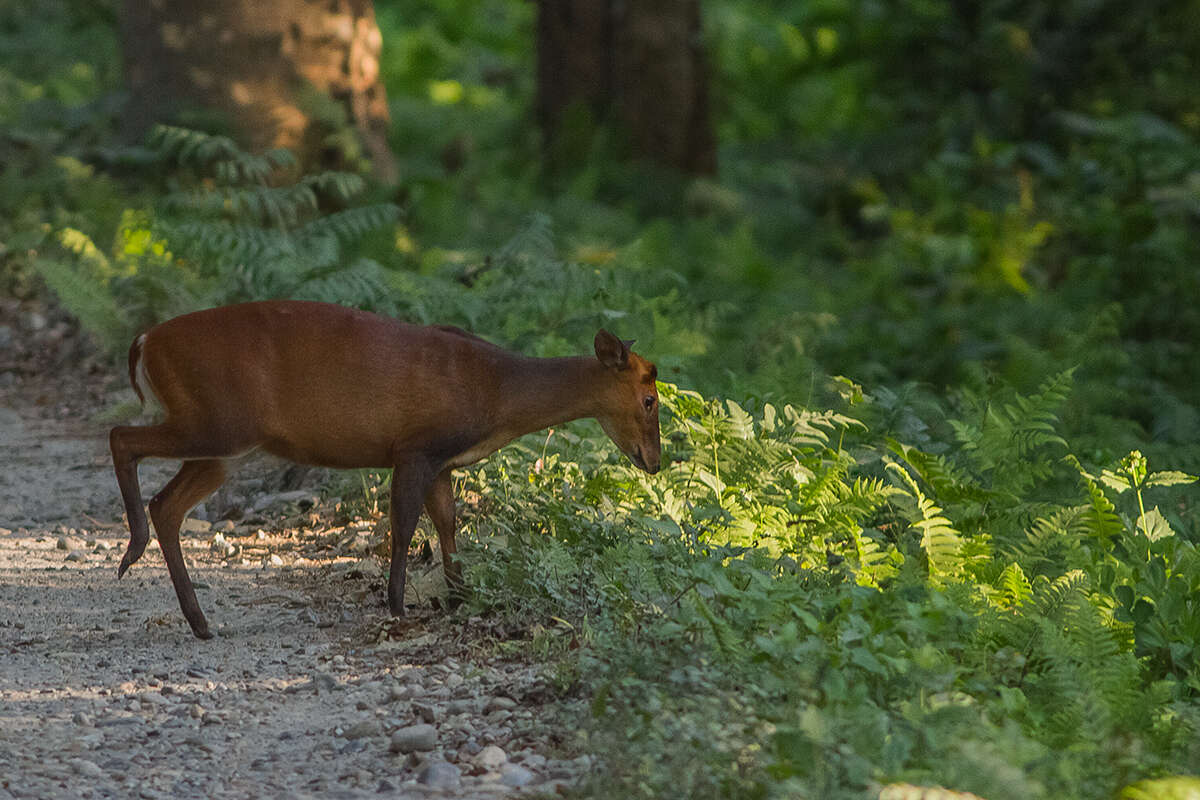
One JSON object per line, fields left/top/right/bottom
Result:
{"left": 1007, "top": 506, "right": 1086, "bottom": 576}
{"left": 1031, "top": 570, "right": 1088, "bottom": 621}
{"left": 995, "top": 562, "right": 1033, "bottom": 609}
{"left": 299, "top": 171, "right": 367, "bottom": 202}
{"left": 888, "top": 463, "right": 965, "bottom": 582}
{"left": 951, "top": 369, "right": 1074, "bottom": 497}
{"left": 1064, "top": 455, "right": 1125, "bottom": 547}
{"left": 32, "top": 256, "right": 127, "bottom": 351}
{"left": 147, "top": 125, "right": 298, "bottom": 184}
{"left": 887, "top": 438, "right": 990, "bottom": 504}
{"left": 166, "top": 220, "right": 298, "bottom": 264}
{"left": 290, "top": 258, "right": 393, "bottom": 311}
{"left": 300, "top": 204, "right": 399, "bottom": 245}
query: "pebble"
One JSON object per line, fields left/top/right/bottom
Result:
{"left": 396, "top": 667, "right": 425, "bottom": 685}
{"left": 484, "top": 696, "right": 517, "bottom": 714}
{"left": 268, "top": 554, "right": 283, "bottom": 567}
{"left": 65, "top": 548, "right": 88, "bottom": 561}
{"left": 500, "top": 764, "right": 536, "bottom": 788}
{"left": 412, "top": 702, "right": 437, "bottom": 724}
{"left": 519, "top": 752, "right": 547, "bottom": 770}
{"left": 389, "top": 724, "right": 437, "bottom": 753}
{"left": 342, "top": 719, "right": 382, "bottom": 740}
{"left": 448, "top": 698, "right": 480, "bottom": 715}
{"left": 417, "top": 760, "right": 461, "bottom": 790}
{"left": 70, "top": 758, "right": 104, "bottom": 778}
{"left": 180, "top": 517, "right": 210, "bottom": 534}
{"left": 313, "top": 671, "right": 338, "bottom": 694}
{"left": 475, "top": 744, "right": 507, "bottom": 770}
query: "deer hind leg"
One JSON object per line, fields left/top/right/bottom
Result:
{"left": 110, "top": 422, "right": 246, "bottom": 576}
{"left": 388, "top": 454, "right": 435, "bottom": 616}
{"left": 111, "top": 423, "right": 193, "bottom": 577}
{"left": 424, "top": 469, "right": 464, "bottom": 607}
{"left": 148, "top": 459, "right": 228, "bottom": 639}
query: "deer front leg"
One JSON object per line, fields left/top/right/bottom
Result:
{"left": 424, "top": 468, "right": 464, "bottom": 608}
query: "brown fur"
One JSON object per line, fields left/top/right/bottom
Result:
{"left": 109, "top": 300, "right": 661, "bottom": 639}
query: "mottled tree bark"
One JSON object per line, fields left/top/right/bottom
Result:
{"left": 120, "top": 0, "right": 397, "bottom": 181}
{"left": 536, "top": 0, "right": 715, "bottom": 175}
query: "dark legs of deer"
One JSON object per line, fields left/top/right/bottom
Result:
{"left": 424, "top": 469, "right": 464, "bottom": 608}
{"left": 149, "top": 459, "right": 226, "bottom": 639}
{"left": 111, "top": 424, "right": 164, "bottom": 577}
{"left": 111, "top": 423, "right": 231, "bottom": 639}
{"left": 388, "top": 455, "right": 434, "bottom": 616}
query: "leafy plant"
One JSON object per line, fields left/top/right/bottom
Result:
{"left": 36, "top": 125, "right": 400, "bottom": 348}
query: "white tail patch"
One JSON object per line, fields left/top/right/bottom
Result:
{"left": 132, "top": 334, "right": 162, "bottom": 413}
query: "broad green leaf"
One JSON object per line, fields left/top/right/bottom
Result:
{"left": 696, "top": 468, "right": 726, "bottom": 496}
{"left": 1145, "top": 470, "right": 1199, "bottom": 488}
{"left": 1099, "top": 469, "right": 1131, "bottom": 493}
{"left": 849, "top": 647, "right": 887, "bottom": 675}
{"left": 1137, "top": 507, "right": 1176, "bottom": 542}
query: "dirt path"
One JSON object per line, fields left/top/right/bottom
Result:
{"left": 0, "top": 314, "right": 585, "bottom": 799}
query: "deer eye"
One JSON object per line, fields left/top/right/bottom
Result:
{"left": 643, "top": 396, "right": 656, "bottom": 411}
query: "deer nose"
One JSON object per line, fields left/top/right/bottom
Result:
{"left": 633, "top": 446, "right": 660, "bottom": 474}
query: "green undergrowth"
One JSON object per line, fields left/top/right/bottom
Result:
{"left": 26, "top": 128, "right": 1200, "bottom": 797}
{"left": 456, "top": 379, "right": 1198, "bottom": 799}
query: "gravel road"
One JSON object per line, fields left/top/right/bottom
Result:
{"left": 0, "top": 311, "right": 587, "bottom": 799}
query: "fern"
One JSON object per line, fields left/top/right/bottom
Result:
{"left": 151, "top": 127, "right": 398, "bottom": 307}
{"left": 44, "top": 126, "right": 401, "bottom": 350}
{"left": 1032, "top": 570, "right": 1089, "bottom": 619}
{"left": 149, "top": 125, "right": 295, "bottom": 180}
{"left": 1006, "top": 506, "right": 1091, "bottom": 578}
{"left": 1066, "top": 455, "right": 1126, "bottom": 548}
{"left": 887, "top": 438, "right": 989, "bottom": 506}
{"left": 950, "top": 369, "right": 1074, "bottom": 498}
{"left": 994, "top": 562, "right": 1033, "bottom": 610}
{"left": 888, "top": 463, "right": 966, "bottom": 582}
{"left": 32, "top": 255, "right": 126, "bottom": 351}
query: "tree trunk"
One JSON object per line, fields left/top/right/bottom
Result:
{"left": 120, "top": 0, "right": 397, "bottom": 181}
{"left": 535, "top": 0, "right": 716, "bottom": 175}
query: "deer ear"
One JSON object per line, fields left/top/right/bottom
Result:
{"left": 594, "top": 329, "right": 629, "bottom": 370}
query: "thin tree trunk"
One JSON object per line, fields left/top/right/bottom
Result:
{"left": 536, "top": 0, "right": 716, "bottom": 175}
{"left": 121, "top": 0, "right": 397, "bottom": 181}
